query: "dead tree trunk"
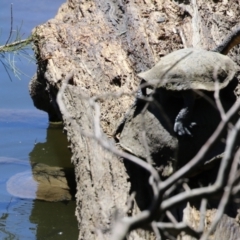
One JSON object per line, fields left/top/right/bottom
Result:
{"left": 30, "top": 0, "right": 240, "bottom": 239}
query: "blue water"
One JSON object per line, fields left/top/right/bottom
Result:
{"left": 0, "top": 1, "right": 78, "bottom": 239}
{"left": 0, "top": 0, "right": 65, "bottom": 110}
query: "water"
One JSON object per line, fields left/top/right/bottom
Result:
{"left": 0, "top": 1, "right": 78, "bottom": 239}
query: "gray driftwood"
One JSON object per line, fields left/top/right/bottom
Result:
{"left": 29, "top": 0, "right": 240, "bottom": 239}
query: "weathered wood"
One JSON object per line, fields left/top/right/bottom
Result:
{"left": 30, "top": 0, "right": 240, "bottom": 239}
{"left": 179, "top": 204, "right": 240, "bottom": 240}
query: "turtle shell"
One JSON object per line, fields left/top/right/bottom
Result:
{"left": 138, "top": 48, "right": 238, "bottom": 91}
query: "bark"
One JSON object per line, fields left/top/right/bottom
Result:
{"left": 30, "top": 0, "right": 240, "bottom": 239}
{"left": 178, "top": 204, "right": 240, "bottom": 240}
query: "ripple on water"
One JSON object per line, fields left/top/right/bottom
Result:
{"left": 7, "top": 171, "right": 38, "bottom": 199}
{"left": 0, "top": 158, "right": 74, "bottom": 202}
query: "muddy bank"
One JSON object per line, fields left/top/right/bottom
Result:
{"left": 30, "top": 0, "right": 240, "bottom": 239}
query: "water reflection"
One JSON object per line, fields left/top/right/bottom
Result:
{"left": 29, "top": 124, "right": 73, "bottom": 168}
{"left": 0, "top": 199, "right": 36, "bottom": 239}
{"left": 6, "top": 163, "right": 76, "bottom": 202}
{"left": 0, "top": 0, "right": 78, "bottom": 238}
{"left": 0, "top": 110, "right": 78, "bottom": 239}
{"left": 31, "top": 201, "right": 78, "bottom": 240}
{"left": 29, "top": 125, "right": 78, "bottom": 240}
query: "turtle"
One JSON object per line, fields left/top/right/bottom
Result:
{"left": 137, "top": 26, "right": 240, "bottom": 136}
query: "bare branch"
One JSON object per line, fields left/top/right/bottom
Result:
{"left": 155, "top": 222, "right": 201, "bottom": 239}
{"left": 0, "top": 38, "right": 32, "bottom": 52}
{"left": 161, "top": 115, "right": 240, "bottom": 212}
{"left": 160, "top": 98, "right": 240, "bottom": 192}
{"left": 213, "top": 66, "right": 226, "bottom": 119}
{"left": 151, "top": 221, "right": 162, "bottom": 240}
{"left": 201, "top": 147, "right": 240, "bottom": 240}
{"left": 166, "top": 211, "right": 178, "bottom": 224}
{"left": 198, "top": 198, "right": 207, "bottom": 232}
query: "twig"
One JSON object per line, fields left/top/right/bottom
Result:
{"left": 5, "top": 4, "right": 13, "bottom": 46}
{"left": 161, "top": 114, "right": 240, "bottom": 214}
{"left": 198, "top": 198, "right": 207, "bottom": 232}
{"left": 201, "top": 141, "right": 240, "bottom": 240}
{"left": 166, "top": 211, "right": 178, "bottom": 224}
{"left": 155, "top": 222, "right": 201, "bottom": 239}
{"left": 160, "top": 98, "right": 240, "bottom": 192}
{"left": 151, "top": 221, "right": 162, "bottom": 240}
{"left": 213, "top": 66, "right": 226, "bottom": 119}
{"left": 0, "top": 38, "right": 32, "bottom": 52}
{"left": 175, "top": 27, "right": 187, "bottom": 48}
